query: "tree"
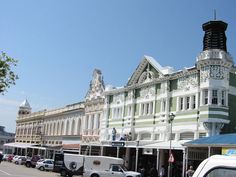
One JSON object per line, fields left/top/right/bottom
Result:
{"left": 0, "top": 52, "right": 18, "bottom": 94}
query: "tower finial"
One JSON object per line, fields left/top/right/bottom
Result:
{"left": 214, "top": 9, "right": 217, "bottom": 20}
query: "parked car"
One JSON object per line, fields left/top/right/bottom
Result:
{"left": 12, "top": 155, "right": 20, "bottom": 163}
{"left": 25, "top": 155, "right": 41, "bottom": 168}
{"left": 36, "top": 159, "right": 54, "bottom": 171}
{"left": 14, "top": 156, "right": 27, "bottom": 165}
{"left": 193, "top": 155, "right": 236, "bottom": 177}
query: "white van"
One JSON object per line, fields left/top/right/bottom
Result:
{"left": 54, "top": 153, "right": 141, "bottom": 177}
{"left": 192, "top": 155, "right": 236, "bottom": 177}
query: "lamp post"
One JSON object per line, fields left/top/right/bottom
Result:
{"left": 168, "top": 113, "right": 175, "bottom": 177}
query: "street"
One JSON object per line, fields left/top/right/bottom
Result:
{"left": 0, "top": 161, "right": 83, "bottom": 177}
{"left": 0, "top": 161, "right": 59, "bottom": 177}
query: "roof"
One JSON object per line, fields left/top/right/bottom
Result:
{"left": 184, "top": 133, "right": 236, "bottom": 147}
{"left": 20, "top": 99, "right": 31, "bottom": 108}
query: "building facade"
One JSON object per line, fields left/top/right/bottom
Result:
{"left": 5, "top": 19, "right": 236, "bottom": 177}
{"left": 101, "top": 20, "right": 236, "bottom": 175}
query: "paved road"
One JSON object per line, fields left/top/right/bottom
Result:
{"left": 0, "top": 161, "right": 83, "bottom": 177}
{"left": 0, "top": 161, "right": 60, "bottom": 177}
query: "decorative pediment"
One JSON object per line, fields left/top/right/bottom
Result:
{"left": 127, "top": 56, "right": 167, "bottom": 86}
{"left": 85, "top": 69, "right": 105, "bottom": 101}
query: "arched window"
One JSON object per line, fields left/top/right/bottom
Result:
{"left": 77, "top": 119, "right": 81, "bottom": 135}
{"left": 66, "top": 120, "right": 70, "bottom": 135}
{"left": 71, "top": 119, "right": 75, "bottom": 135}
{"left": 61, "top": 122, "right": 64, "bottom": 135}
{"left": 57, "top": 122, "right": 60, "bottom": 135}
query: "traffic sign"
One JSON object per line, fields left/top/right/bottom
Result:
{"left": 168, "top": 153, "right": 175, "bottom": 163}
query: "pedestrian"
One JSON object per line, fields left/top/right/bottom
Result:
{"left": 159, "top": 165, "right": 165, "bottom": 177}
{"left": 112, "top": 127, "right": 117, "bottom": 141}
{"left": 149, "top": 165, "right": 158, "bottom": 177}
{"left": 0, "top": 153, "right": 3, "bottom": 164}
{"left": 186, "top": 166, "right": 195, "bottom": 177}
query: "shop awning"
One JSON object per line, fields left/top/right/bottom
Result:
{"left": 184, "top": 133, "right": 236, "bottom": 147}
{"left": 142, "top": 140, "right": 190, "bottom": 150}
{"left": 3, "top": 142, "right": 35, "bottom": 148}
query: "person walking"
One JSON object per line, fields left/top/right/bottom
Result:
{"left": 0, "top": 153, "right": 3, "bottom": 164}
{"left": 149, "top": 165, "right": 158, "bottom": 177}
{"left": 159, "top": 165, "right": 165, "bottom": 177}
{"left": 186, "top": 166, "right": 195, "bottom": 177}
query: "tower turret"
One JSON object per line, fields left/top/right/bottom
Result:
{"left": 202, "top": 20, "right": 228, "bottom": 51}
{"left": 18, "top": 99, "right": 31, "bottom": 116}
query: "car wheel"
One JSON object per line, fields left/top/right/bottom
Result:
{"left": 60, "top": 170, "right": 67, "bottom": 176}
{"left": 15, "top": 161, "right": 19, "bottom": 165}
{"left": 91, "top": 174, "right": 99, "bottom": 177}
{"left": 39, "top": 166, "right": 45, "bottom": 171}
{"left": 25, "top": 162, "right": 31, "bottom": 168}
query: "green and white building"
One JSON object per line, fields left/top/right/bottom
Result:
{"left": 101, "top": 20, "right": 236, "bottom": 175}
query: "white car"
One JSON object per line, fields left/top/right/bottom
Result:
{"left": 36, "top": 159, "right": 54, "bottom": 171}
{"left": 193, "top": 155, "right": 236, "bottom": 177}
{"left": 14, "top": 156, "right": 27, "bottom": 165}
{"left": 12, "top": 155, "right": 19, "bottom": 163}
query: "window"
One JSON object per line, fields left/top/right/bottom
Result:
{"left": 186, "top": 97, "right": 190, "bottom": 109}
{"left": 180, "top": 97, "right": 184, "bottom": 110}
{"left": 112, "top": 107, "right": 123, "bottom": 119}
{"left": 140, "top": 102, "right": 153, "bottom": 116}
{"left": 192, "top": 95, "right": 196, "bottom": 109}
{"left": 205, "top": 167, "right": 236, "bottom": 177}
{"left": 204, "top": 90, "right": 208, "bottom": 105}
{"left": 212, "top": 90, "right": 218, "bottom": 105}
{"left": 222, "top": 90, "right": 226, "bottom": 106}
{"left": 127, "top": 105, "right": 132, "bottom": 116}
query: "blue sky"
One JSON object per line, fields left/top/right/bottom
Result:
{"left": 0, "top": 0, "right": 236, "bottom": 132}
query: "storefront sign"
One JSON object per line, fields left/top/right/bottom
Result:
{"left": 222, "top": 148, "right": 236, "bottom": 156}
{"left": 111, "top": 141, "right": 125, "bottom": 147}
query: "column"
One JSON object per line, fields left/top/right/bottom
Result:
{"left": 182, "top": 148, "right": 186, "bottom": 177}
{"left": 200, "top": 90, "right": 203, "bottom": 106}
{"left": 190, "top": 96, "right": 194, "bottom": 110}
{"left": 94, "top": 114, "right": 98, "bottom": 135}
{"left": 176, "top": 97, "right": 180, "bottom": 111}
{"left": 186, "top": 148, "right": 188, "bottom": 176}
{"left": 196, "top": 92, "right": 199, "bottom": 109}
{"left": 89, "top": 145, "right": 92, "bottom": 155}
{"left": 100, "top": 146, "right": 104, "bottom": 156}
{"left": 208, "top": 146, "right": 211, "bottom": 157}
{"left": 117, "top": 147, "right": 120, "bottom": 158}
{"left": 88, "top": 115, "right": 92, "bottom": 135}
{"left": 135, "top": 148, "right": 139, "bottom": 172}
{"left": 218, "top": 89, "right": 222, "bottom": 106}
{"left": 226, "top": 90, "right": 229, "bottom": 106}
{"left": 156, "top": 149, "right": 160, "bottom": 171}
{"left": 208, "top": 89, "right": 212, "bottom": 105}
{"left": 125, "top": 148, "right": 130, "bottom": 169}
{"left": 183, "top": 97, "right": 186, "bottom": 110}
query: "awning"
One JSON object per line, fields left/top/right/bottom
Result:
{"left": 141, "top": 140, "right": 190, "bottom": 150}
{"left": 3, "top": 142, "right": 35, "bottom": 148}
{"left": 184, "top": 133, "right": 236, "bottom": 147}
{"left": 3, "top": 143, "right": 47, "bottom": 150}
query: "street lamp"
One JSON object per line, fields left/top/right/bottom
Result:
{"left": 168, "top": 113, "right": 175, "bottom": 177}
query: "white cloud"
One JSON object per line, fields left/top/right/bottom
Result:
{"left": 0, "top": 97, "right": 21, "bottom": 107}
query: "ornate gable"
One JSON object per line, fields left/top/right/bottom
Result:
{"left": 85, "top": 69, "right": 105, "bottom": 101}
{"left": 127, "top": 56, "right": 165, "bottom": 86}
